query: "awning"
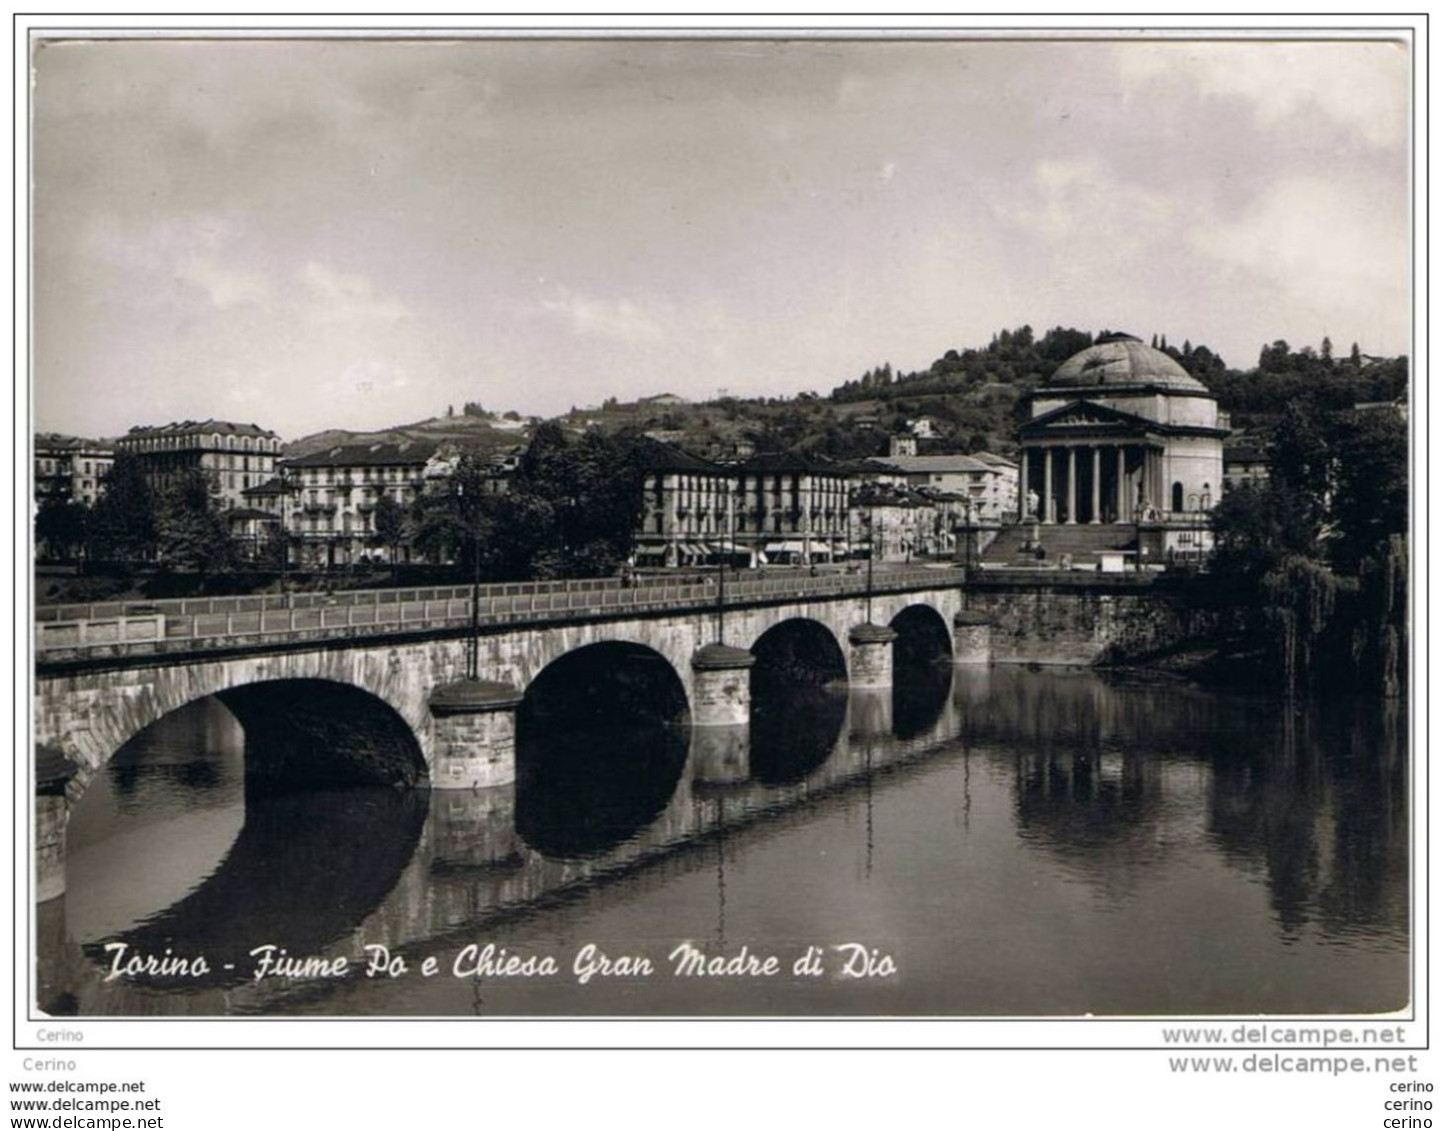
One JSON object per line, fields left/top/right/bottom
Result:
{"left": 765, "top": 541, "right": 806, "bottom": 554}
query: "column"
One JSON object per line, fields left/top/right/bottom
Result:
{"left": 849, "top": 623, "right": 899, "bottom": 689}
{"left": 1065, "top": 447, "right": 1077, "bottom": 524}
{"left": 428, "top": 678, "right": 524, "bottom": 789}
{"left": 1115, "top": 446, "right": 1127, "bottom": 522}
{"left": 1091, "top": 447, "right": 1102, "bottom": 524}
{"left": 1018, "top": 449, "right": 1029, "bottom": 518}
{"left": 1043, "top": 448, "right": 1055, "bottom": 524}
{"left": 690, "top": 643, "right": 756, "bottom": 727}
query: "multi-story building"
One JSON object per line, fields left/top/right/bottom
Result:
{"left": 733, "top": 451, "right": 854, "bottom": 566}
{"left": 865, "top": 452, "right": 1018, "bottom": 522}
{"left": 281, "top": 439, "right": 444, "bottom": 568}
{"left": 1223, "top": 434, "right": 1271, "bottom": 492}
{"left": 113, "top": 420, "right": 282, "bottom": 510}
{"left": 634, "top": 446, "right": 861, "bottom": 568}
{"left": 850, "top": 483, "right": 942, "bottom": 562}
{"left": 634, "top": 442, "right": 737, "bottom": 568}
{"left": 34, "top": 434, "right": 114, "bottom": 506}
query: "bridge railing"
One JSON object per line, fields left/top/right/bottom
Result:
{"left": 32, "top": 573, "right": 690, "bottom": 623}
{"left": 35, "top": 565, "right": 962, "bottom": 658}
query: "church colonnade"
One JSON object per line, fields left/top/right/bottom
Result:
{"left": 1016, "top": 442, "right": 1172, "bottom": 525}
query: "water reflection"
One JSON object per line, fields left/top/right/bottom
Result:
{"left": 85, "top": 787, "right": 429, "bottom": 991}
{"left": 44, "top": 666, "right": 1408, "bottom": 1016}
{"left": 750, "top": 686, "right": 847, "bottom": 784}
{"left": 516, "top": 723, "right": 689, "bottom": 859}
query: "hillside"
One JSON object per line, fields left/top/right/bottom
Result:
{"left": 285, "top": 412, "right": 533, "bottom": 458}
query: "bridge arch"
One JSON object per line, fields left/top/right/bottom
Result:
{"left": 217, "top": 679, "right": 427, "bottom": 793}
{"left": 39, "top": 652, "right": 433, "bottom": 807}
{"left": 515, "top": 641, "right": 689, "bottom": 859}
{"left": 889, "top": 602, "right": 954, "bottom": 665}
{"left": 747, "top": 617, "right": 849, "bottom": 689}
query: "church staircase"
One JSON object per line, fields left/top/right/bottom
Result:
{"left": 980, "top": 523, "right": 1137, "bottom": 569}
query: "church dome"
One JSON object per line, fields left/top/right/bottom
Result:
{"left": 1049, "top": 333, "right": 1209, "bottom": 393}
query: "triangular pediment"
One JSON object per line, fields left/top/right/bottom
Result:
{"left": 1018, "top": 399, "right": 1159, "bottom": 437}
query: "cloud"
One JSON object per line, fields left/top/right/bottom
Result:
{"left": 174, "top": 257, "right": 271, "bottom": 309}
{"left": 996, "top": 156, "right": 1177, "bottom": 246}
{"left": 538, "top": 285, "right": 669, "bottom": 345}
{"left": 1117, "top": 41, "right": 1407, "bottom": 150}
{"left": 299, "top": 261, "right": 410, "bottom": 324}
{"left": 1193, "top": 175, "right": 1408, "bottom": 315}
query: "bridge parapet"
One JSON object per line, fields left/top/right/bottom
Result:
{"left": 36, "top": 566, "right": 964, "bottom": 665}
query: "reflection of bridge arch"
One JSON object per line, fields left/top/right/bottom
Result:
{"left": 517, "top": 641, "right": 690, "bottom": 859}
{"left": 81, "top": 786, "right": 430, "bottom": 992}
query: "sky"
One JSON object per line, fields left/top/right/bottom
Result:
{"left": 32, "top": 34, "right": 1411, "bottom": 442}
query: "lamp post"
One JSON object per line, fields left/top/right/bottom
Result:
{"left": 457, "top": 481, "right": 480, "bottom": 681}
{"left": 1135, "top": 482, "right": 1145, "bottom": 574}
{"left": 864, "top": 508, "right": 875, "bottom": 623}
{"left": 714, "top": 478, "right": 732, "bottom": 645}
{"left": 278, "top": 468, "right": 299, "bottom": 607}
{"left": 962, "top": 497, "right": 975, "bottom": 572}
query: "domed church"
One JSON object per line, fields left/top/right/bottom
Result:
{"left": 1012, "top": 333, "right": 1229, "bottom": 561}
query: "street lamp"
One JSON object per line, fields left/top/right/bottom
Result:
{"left": 278, "top": 468, "right": 300, "bottom": 607}
{"left": 714, "top": 477, "right": 733, "bottom": 645}
{"left": 457, "top": 481, "right": 481, "bottom": 681}
{"left": 961, "top": 497, "right": 976, "bottom": 572}
{"left": 864, "top": 508, "right": 875, "bottom": 623}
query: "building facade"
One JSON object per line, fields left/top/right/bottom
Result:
{"left": 850, "top": 483, "right": 943, "bottom": 562}
{"left": 114, "top": 420, "right": 282, "bottom": 510}
{"left": 866, "top": 452, "right": 1018, "bottom": 522}
{"left": 634, "top": 447, "right": 859, "bottom": 568}
{"left": 1014, "top": 334, "right": 1228, "bottom": 554}
{"left": 281, "top": 440, "right": 442, "bottom": 568}
{"left": 35, "top": 435, "right": 113, "bottom": 507}
{"left": 634, "top": 443, "right": 737, "bottom": 568}
{"left": 733, "top": 451, "right": 853, "bottom": 565}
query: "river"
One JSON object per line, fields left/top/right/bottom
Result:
{"left": 38, "top": 664, "right": 1407, "bottom": 1017}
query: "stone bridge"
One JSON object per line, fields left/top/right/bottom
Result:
{"left": 34, "top": 569, "right": 988, "bottom": 901}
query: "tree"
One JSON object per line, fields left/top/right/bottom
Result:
{"left": 371, "top": 494, "right": 408, "bottom": 580}
{"left": 89, "top": 454, "right": 157, "bottom": 562}
{"left": 1327, "top": 409, "right": 1407, "bottom": 573}
{"left": 154, "top": 469, "right": 236, "bottom": 576}
{"left": 1209, "top": 483, "right": 1322, "bottom": 580}
{"left": 35, "top": 498, "right": 90, "bottom": 563}
{"left": 410, "top": 453, "right": 505, "bottom": 573}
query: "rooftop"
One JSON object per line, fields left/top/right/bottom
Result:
{"left": 282, "top": 439, "right": 439, "bottom": 468}
{"left": 1049, "top": 334, "right": 1210, "bottom": 394}
{"left": 867, "top": 454, "right": 1000, "bottom": 474}
{"left": 124, "top": 419, "right": 280, "bottom": 440}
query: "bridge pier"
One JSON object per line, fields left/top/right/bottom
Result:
{"left": 952, "top": 612, "right": 994, "bottom": 666}
{"left": 848, "top": 624, "right": 899, "bottom": 689}
{"left": 35, "top": 746, "right": 77, "bottom": 903}
{"left": 427, "top": 679, "right": 524, "bottom": 790}
{"left": 690, "top": 643, "right": 756, "bottom": 727}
